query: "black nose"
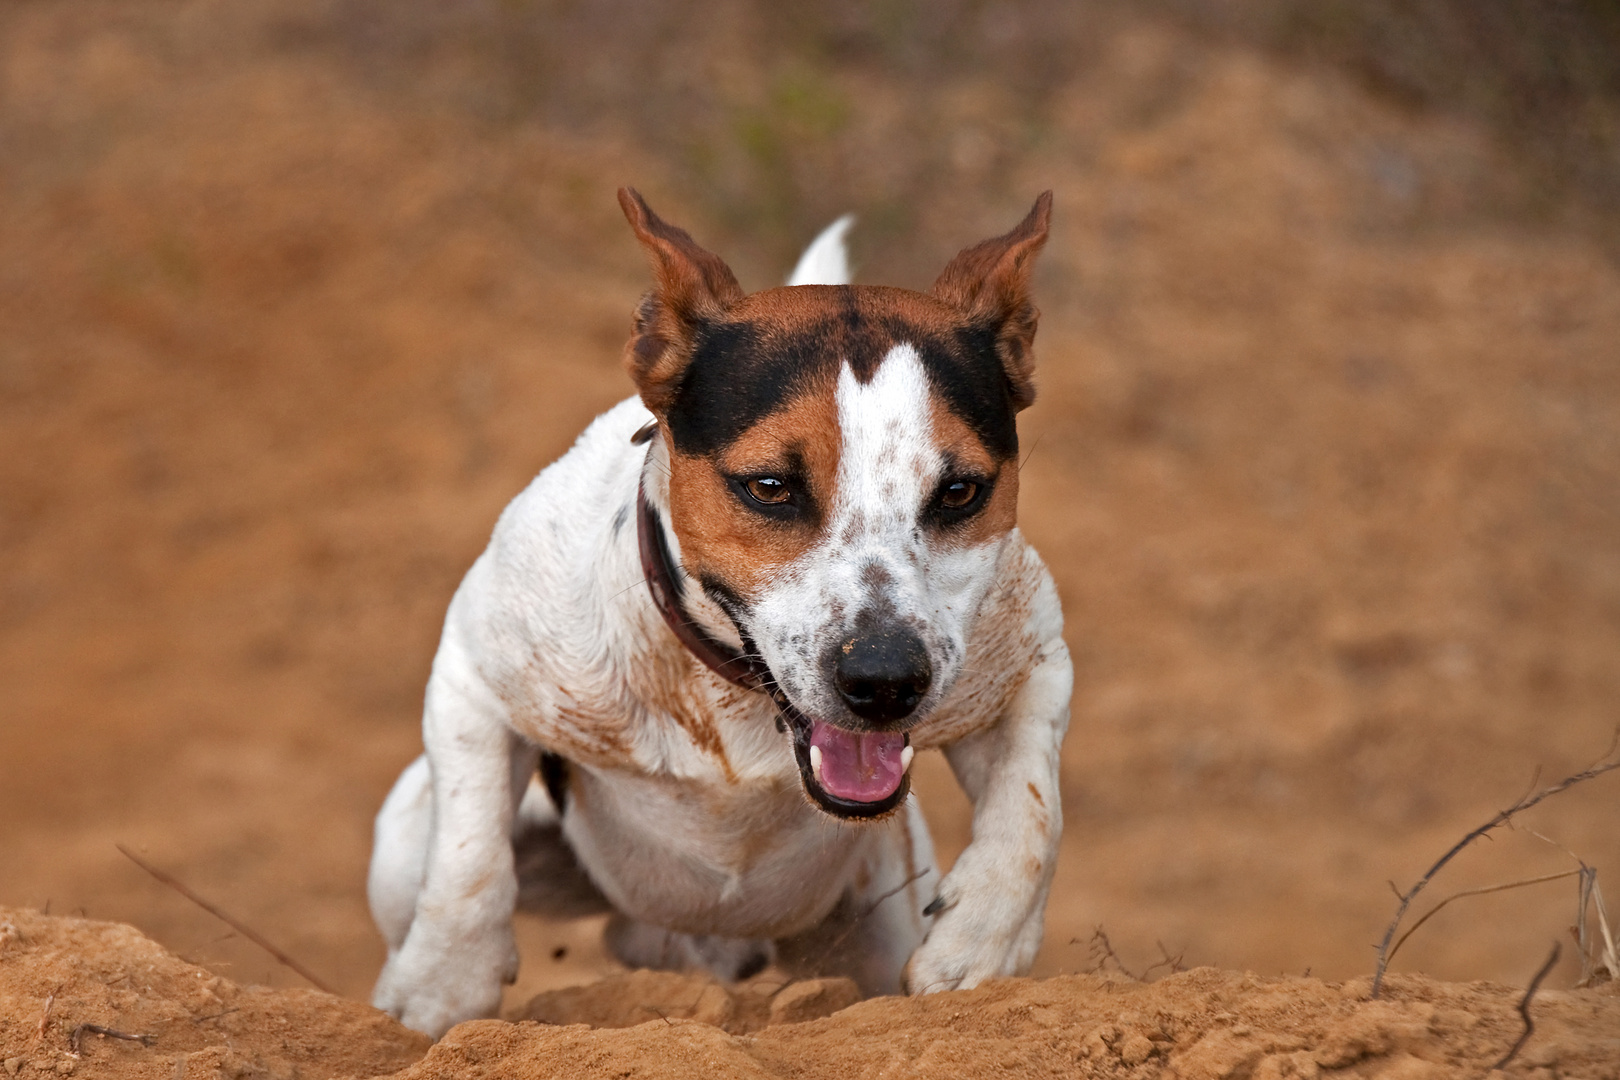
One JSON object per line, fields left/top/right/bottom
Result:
{"left": 834, "top": 628, "right": 933, "bottom": 725}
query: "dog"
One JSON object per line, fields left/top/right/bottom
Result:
{"left": 367, "top": 189, "right": 1073, "bottom": 1038}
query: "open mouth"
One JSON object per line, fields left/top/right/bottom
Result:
{"left": 782, "top": 706, "right": 913, "bottom": 820}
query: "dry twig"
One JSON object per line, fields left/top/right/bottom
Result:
{"left": 191, "top": 1008, "right": 239, "bottom": 1025}
{"left": 1492, "top": 942, "right": 1561, "bottom": 1070}
{"left": 1386, "top": 869, "right": 1582, "bottom": 965}
{"left": 115, "top": 844, "right": 334, "bottom": 994}
{"left": 1079, "top": 927, "right": 1142, "bottom": 980}
{"left": 820, "top": 869, "right": 929, "bottom": 956}
{"left": 70, "top": 1025, "right": 156, "bottom": 1054}
{"left": 1573, "top": 868, "right": 1619, "bottom": 985}
{"left": 1497, "top": 823, "right": 1617, "bottom": 986}
{"left": 36, "top": 988, "right": 58, "bottom": 1042}
{"left": 1370, "top": 734, "right": 1620, "bottom": 998}
{"left": 1071, "top": 929, "right": 1185, "bottom": 982}
{"left": 1143, "top": 940, "right": 1187, "bottom": 979}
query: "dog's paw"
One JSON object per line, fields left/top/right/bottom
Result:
{"left": 372, "top": 925, "right": 519, "bottom": 1038}
{"left": 903, "top": 876, "right": 1035, "bottom": 995}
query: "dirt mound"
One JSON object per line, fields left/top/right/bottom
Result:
{"left": 5, "top": 911, "right": 1617, "bottom": 1080}
{"left": 0, "top": 909, "right": 428, "bottom": 1080}
{"left": 417, "top": 969, "right": 1620, "bottom": 1080}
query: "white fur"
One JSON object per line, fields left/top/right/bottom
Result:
{"left": 786, "top": 214, "right": 856, "bottom": 286}
{"left": 368, "top": 234, "right": 1072, "bottom": 1038}
{"left": 747, "top": 345, "right": 1001, "bottom": 726}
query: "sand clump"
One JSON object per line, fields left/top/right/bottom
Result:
{"left": 519, "top": 970, "right": 862, "bottom": 1033}
{"left": 3, "top": 910, "right": 1617, "bottom": 1080}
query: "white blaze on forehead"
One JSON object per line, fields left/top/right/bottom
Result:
{"left": 826, "top": 344, "right": 1004, "bottom": 625}
{"left": 834, "top": 344, "right": 939, "bottom": 536}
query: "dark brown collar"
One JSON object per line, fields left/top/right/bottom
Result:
{"left": 637, "top": 478, "right": 770, "bottom": 693}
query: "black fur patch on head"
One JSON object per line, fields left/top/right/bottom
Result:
{"left": 662, "top": 286, "right": 1019, "bottom": 461}
{"left": 901, "top": 316, "right": 1019, "bottom": 460}
{"left": 667, "top": 321, "right": 803, "bottom": 458}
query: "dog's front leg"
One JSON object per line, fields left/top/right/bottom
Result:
{"left": 904, "top": 637, "right": 1072, "bottom": 994}
{"left": 371, "top": 644, "right": 536, "bottom": 1037}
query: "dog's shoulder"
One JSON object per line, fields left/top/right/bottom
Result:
{"left": 475, "top": 395, "right": 648, "bottom": 580}
{"left": 492, "top": 395, "right": 652, "bottom": 552}
{"left": 440, "top": 396, "right": 652, "bottom": 692}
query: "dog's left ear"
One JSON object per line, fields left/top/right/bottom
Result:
{"left": 930, "top": 191, "right": 1052, "bottom": 412}
{"left": 618, "top": 188, "right": 744, "bottom": 415}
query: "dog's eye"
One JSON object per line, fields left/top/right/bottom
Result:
{"left": 926, "top": 475, "right": 992, "bottom": 526}
{"left": 727, "top": 473, "right": 810, "bottom": 521}
{"left": 939, "top": 480, "right": 978, "bottom": 509}
{"left": 744, "top": 477, "right": 791, "bottom": 505}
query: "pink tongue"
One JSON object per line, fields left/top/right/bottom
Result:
{"left": 810, "top": 720, "right": 907, "bottom": 803}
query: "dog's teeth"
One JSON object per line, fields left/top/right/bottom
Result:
{"left": 900, "top": 745, "right": 914, "bottom": 773}
{"left": 809, "top": 745, "right": 823, "bottom": 783}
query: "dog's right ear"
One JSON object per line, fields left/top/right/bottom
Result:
{"left": 930, "top": 192, "right": 1051, "bottom": 413}
{"left": 618, "top": 188, "right": 744, "bottom": 415}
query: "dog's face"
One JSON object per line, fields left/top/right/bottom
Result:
{"left": 619, "top": 189, "right": 1050, "bottom": 820}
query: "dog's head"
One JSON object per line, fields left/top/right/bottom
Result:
{"left": 619, "top": 188, "right": 1050, "bottom": 819}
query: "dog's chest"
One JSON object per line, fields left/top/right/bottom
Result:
{"left": 560, "top": 762, "right": 869, "bottom": 938}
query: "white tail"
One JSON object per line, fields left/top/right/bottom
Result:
{"left": 785, "top": 214, "right": 856, "bottom": 287}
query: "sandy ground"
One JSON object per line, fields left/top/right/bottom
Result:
{"left": 3, "top": 0, "right": 1620, "bottom": 1073}
{"left": 4, "top": 910, "right": 1619, "bottom": 1079}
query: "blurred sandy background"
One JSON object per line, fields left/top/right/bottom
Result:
{"left": 3, "top": 0, "right": 1619, "bottom": 1010}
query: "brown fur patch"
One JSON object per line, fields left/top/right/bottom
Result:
{"left": 493, "top": 673, "right": 632, "bottom": 769}
{"left": 928, "top": 396, "right": 1019, "bottom": 548}
{"left": 624, "top": 622, "right": 744, "bottom": 783}
{"left": 715, "top": 284, "right": 978, "bottom": 381}
{"left": 665, "top": 375, "right": 841, "bottom": 600}
{"left": 654, "top": 280, "right": 1025, "bottom": 458}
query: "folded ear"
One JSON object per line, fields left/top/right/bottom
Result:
{"left": 930, "top": 191, "right": 1052, "bottom": 412}
{"left": 618, "top": 187, "right": 745, "bottom": 414}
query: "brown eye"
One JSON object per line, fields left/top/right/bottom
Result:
{"left": 745, "top": 477, "right": 791, "bottom": 505}
{"left": 940, "top": 480, "right": 978, "bottom": 509}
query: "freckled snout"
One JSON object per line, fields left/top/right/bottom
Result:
{"left": 833, "top": 627, "right": 933, "bottom": 726}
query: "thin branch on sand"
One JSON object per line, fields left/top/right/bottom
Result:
{"left": 71, "top": 1024, "right": 156, "bottom": 1055}
{"left": 115, "top": 844, "right": 335, "bottom": 995}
